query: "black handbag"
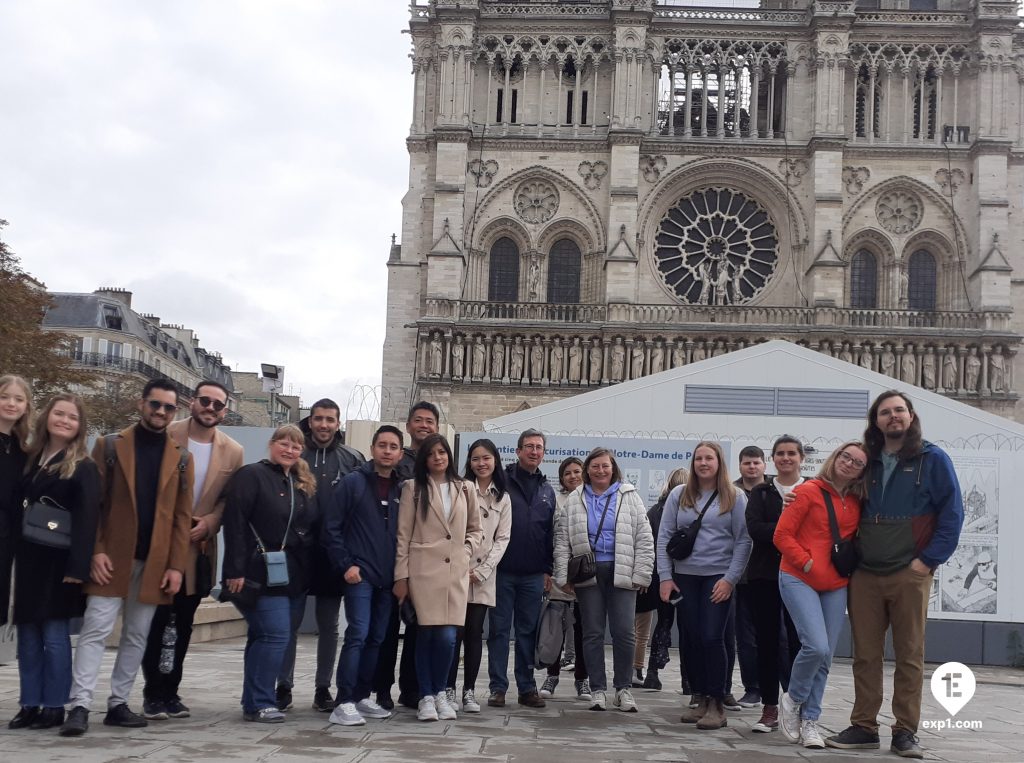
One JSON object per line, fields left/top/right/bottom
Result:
{"left": 666, "top": 491, "right": 718, "bottom": 561}
{"left": 194, "top": 544, "right": 214, "bottom": 598}
{"left": 820, "top": 487, "right": 860, "bottom": 578}
{"left": 218, "top": 578, "right": 262, "bottom": 610}
{"left": 567, "top": 494, "right": 614, "bottom": 584}
{"left": 21, "top": 496, "right": 72, "bottom": 549}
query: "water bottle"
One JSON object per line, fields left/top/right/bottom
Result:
{"left": 159, "top": 614, "right": 178, "bottom": 674}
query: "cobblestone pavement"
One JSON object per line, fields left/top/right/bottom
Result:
{"left": 0, "top": 636, "right": 1021, "bottom": 762}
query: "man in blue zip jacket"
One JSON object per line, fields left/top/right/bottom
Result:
{"left": 323, "top": 425, "right": 405, "bottom": 727}
{"left": 487, "top": 428, "right": 555, "bottom": 709}
{"left": 826, "top": 391, "right": 963, "bottom": 759}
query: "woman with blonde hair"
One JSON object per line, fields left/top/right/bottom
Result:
{"left": 774, "top": 441, "right": 867, "bottom": 749}
{"left": 222, "top": 424, "right": 317, "bottom": 723}
{"left": 9, "top": 393, "right": 100, "bottom": 730}
{"left": 0, "top": 375, "right": 33, "bottom": 632}
{"left": 657, "top": 442, "right": 751, "bottom": 730}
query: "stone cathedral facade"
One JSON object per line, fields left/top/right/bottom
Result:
{"left": 382, "top": 0, "right": 1024, "bottom": 430}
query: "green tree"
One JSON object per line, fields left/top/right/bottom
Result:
{"left": 79, "top": 375, "right": 142, "bottom": 435}
{"left": 0, "top": 219, "right": 95, "bottom": 396}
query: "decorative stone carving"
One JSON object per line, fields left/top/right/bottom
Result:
{"left": 650, "top": 342, "right": 664, "bottom": 374}
{"left": 842, "top": 166, "right": 871, "bottom": 194}
{"left": 530, "top": 340, "right": 544, "bottom": 382}
{"left": 630, "top": 344, "right": 644, "bottom": 379}
{"left": 640, "top": 154, "right": 667, "bottom": 183}
{"left": 942, "top": 348, "right": 957, "bottom": 391}
{"left": 901, "top": 349, "right": 916, "bottom": 384}
{"left": 610, "top": 340, "right": 625, "bottom": 381}
{"left": 568, "top": 338, "right": 583, "bottom": 383}
{"left": 509, "top": 337, "right": 525, "bottom": 381}
{"left": 838, "top": 343, "right": 853, "bottom": 364}
{"left": 859, "top": 345, "right": 874, "bottom": 370}
{"left": 691, "top": 341, "right": 707, "bottom": 363}
{"left": 778, "top": 158, "right": 808, "bottom": 187}
{"left": 468, "top": 159, "right": 499, "bottom": 188}
{"left": 876, "top": 189, "right": 923, "bottom": 234}
{"left": 514, "top": 179, "right": 559, "bottom": 224}
{"left": 527, "top": 254, "right": 541, "bottom": 301}
{"left": 990, "top": 350, "right": 1006, "bottom": 393}
{"left": 881, "top": 346, "right": 896, "bottom": 377}
{"left": 472, "top": 336, "right": 486, "bottom": 380}
{"left": 429, "top": 332, "right": 443, "bottom": 376}
{"left": 588, "top": 342, "right": 602, "bottom": 384}
{"left": 672, "top": 344, "right": 686, "bottom": 368}
{"left": 922, "top": 349, "right": 936, "bottom": 390}
{"left": 550, "top": 339, "right": 564, "bottom": 383}
{"left": 491, "top": 341, "right": 505, "bottom": 379}
{"left": 451, "top": 335, "right": 465, "bottom": 379}
{"left": 935, "top": 168, "right": 965, "bottom": 195}
{"left": 965, "top": 347, "right": 981, "bottom": 392}
{"left": 577, "top": 160, "right": 608, "bottom": 190}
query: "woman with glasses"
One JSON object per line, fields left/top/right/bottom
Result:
{"left": 553, "top": 447, "right": 654, "bottom": 713}
{"left": 773, "top": 441, "right": 867, "bottom": 749}
{"left": 222, "top": 425, "right": 317, "bottom": 723}
{"left": 0, "top": 375, "right": 33, "bottom": 636}
{"left": 658, "top": 441, "right": 751, "bottom": 730}
{"left": 8, "top": 393, "right": 99, "bottom": 730}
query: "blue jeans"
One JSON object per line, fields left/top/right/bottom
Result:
{"left": 487, "top": 571, "right": 545, "bottom": 694}
{"left": 242, "top": 595, "right": 306, "bottom": 713}
{"left": 675, "top": 573, "right": 731, "bottom": 699}
{"left": 17, "top": 619, "right": 72, "bottom": 708}
{"left": 336, "top": 582, "right": 393, "bottom": 703}
{"left": 416, "top": 625, "right": 456, "bottom": 697}
{"left": 778, "top": 572, "right": 848, "bottom": 721}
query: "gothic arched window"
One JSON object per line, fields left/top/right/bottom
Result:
{"left": 488, "top": 237, "right": 520, "bottom": 302}
{"left": 908, "top": 249, "right": 937, "bottom": 311}
{"left": 850, "top": 249, "right": 878, "bottom": 308}
{"left": 547, "top": 239, "right": 581, "bottom": 303}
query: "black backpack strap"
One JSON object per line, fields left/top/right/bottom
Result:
{"left": 177, "top": 447, "right": 191, "bottom": 492}
{"left": 103, "top": 434, "right": 119, "bottom": 509}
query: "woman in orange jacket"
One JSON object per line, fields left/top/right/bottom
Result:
{"left": 773, "top": 441, "right": 867, "bottom": 750}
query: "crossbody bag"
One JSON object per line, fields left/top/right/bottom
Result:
{"left": 567, "top": 493, "right": 614, "bottom": 584}
{"left": 820, "top": 487, "right": 860, "bottom": 578}
{"left": 250, "top": 473, "right": 296, "bottom": 587}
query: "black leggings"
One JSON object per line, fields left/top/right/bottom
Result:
{"left": 448, "top": 603, "right": 489, "bottom": 691}
{"left": 748, "top": 577, "right": 801, "bottom": 705}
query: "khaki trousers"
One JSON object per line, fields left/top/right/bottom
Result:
{"left": 847, "top": 565, "right": 932, "bottom": 734}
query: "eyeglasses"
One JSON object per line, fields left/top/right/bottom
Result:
{"left": 145, "top": 400, "right": 178, "bottom": 414}
{"left": 838, "top": 451, "right": 866, "bottom": 469}
{"left": 197, "top": 396, "right": 227, "bottom": 412}
{"left": 521, "top": 444, "right": 545, "bottom": 452}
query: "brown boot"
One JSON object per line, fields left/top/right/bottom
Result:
{"left": 680, "top": 695, "right": 708, "bottom": 723}
{"left": 697, "top": 697, "right": 728, "bottom": 730}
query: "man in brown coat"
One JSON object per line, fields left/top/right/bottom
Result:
{"left": 61, "top": 379, "right": 194, "bottom": 737}
{"left": 141, "top": 380, "right": 244, "bottom": 721}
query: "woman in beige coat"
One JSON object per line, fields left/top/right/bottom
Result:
{"left": 394, "top": 434, "right": 483, "bottom": 722}
{"left": 445, "top": 439, "right": 511, "bottom": 713}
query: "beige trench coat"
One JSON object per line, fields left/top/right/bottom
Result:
{"left": 467, "top": 481, "right": 512, "bottom": 607}
{"left": 394, "top": 478, "right": 483, "bottom": 626}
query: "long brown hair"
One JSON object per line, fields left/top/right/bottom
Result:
{"left": 270, "top": 424, "right": 316, "bottom": 497}
{"left": 25, "top": 393, "right": 90, "bottom": 480}
{"left": 680, "top": 441, "right": 738, "bottom": 514}
{"left": 816, "top": 440, "right": 869, "bottom": 499}
{"left": 0, "top": 374, "right": 34, "bottom": 446}
{"left": 864, "top": 390, "right": 922, "bottom": 460}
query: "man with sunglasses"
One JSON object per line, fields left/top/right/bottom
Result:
{"left": 140, "top": 380, "right": 244, "bottom": 722}
{"left": 825, "top": 390, "right": 963, "bottom": 759}
{"left": 62, "top": 379, "right": 195, "bottom": 737}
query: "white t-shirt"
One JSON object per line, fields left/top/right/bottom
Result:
{"left": 774, "top": 476, "right": 805, "bottom": 502}
{"left": 438, "top": 481, "right": 452, "bottom": 521}
{"left": 188, "top": 438, "right": 214, "bottom": 510}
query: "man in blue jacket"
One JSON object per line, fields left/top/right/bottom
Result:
{"left": 826, "top": 391, "right": 963, "bottom": 759}
{"left": 487, "top": 428, "right": 555, "bottom": 709}
{"left": 324, "top": 425, "right": 404, "bottom": 727}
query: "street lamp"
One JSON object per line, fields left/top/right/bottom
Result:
{"left": 261, "top": 363, "right": 284, "bottom": 426}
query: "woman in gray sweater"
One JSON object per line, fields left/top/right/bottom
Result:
{"left": 657, "top": 441, "right": 752, "bottom": 730}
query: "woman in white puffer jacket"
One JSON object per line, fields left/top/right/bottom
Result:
{"left": 553, "top": 447, "right": 654, "bottom": 714}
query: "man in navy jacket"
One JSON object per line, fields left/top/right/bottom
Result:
{"left": 323, "top": 426, "right": 404, "bottom": 727}
{"left": 486, "top": 429, "right": 555, "bottom": 708}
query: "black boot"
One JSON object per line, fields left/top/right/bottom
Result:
{"left": 8, "top": 706, "right": 40, "bottom": 729}
{"left": 30, "top": 707, "right": 65, "bottom": 729}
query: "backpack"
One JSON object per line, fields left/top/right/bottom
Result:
{"left": 534, "top": 596, "right": 569, "bottom": 669}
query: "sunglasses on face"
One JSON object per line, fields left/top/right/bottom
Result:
{"left": 145, "top": 400, "right": 178, "bottom": 414}
{"left": 197, "top": 396, "right": 227, "bottom": 412}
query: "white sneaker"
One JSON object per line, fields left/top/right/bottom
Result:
{"left": 801, "top": 719, "right": 825, "bottom": 749}
{"left": 614, "top": 688, "right": 638, "bottom": 713}
{"left": 778, "top": 692, "right": 801, "bottom": 743}
{"left": 590, "top": 690, "right": 607, "bottom": 711}
{"left": 575, "top": 679, "right": 592, "bottom": 702}
{"left": 355, "top": 698, "right": 391, "bottom": 720}
{"left": 329, "top": 701, "right": 366, "bottom": 726}
{"left": 462, "top": 690, "right": 481, "bottom": 713}
{"left": 435, "top": 693, "right": 457, "bottom": 720}
{"left": 417, "top": 696, "right": 438, "bottom": 722}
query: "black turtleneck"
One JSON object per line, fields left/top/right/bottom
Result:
{"left": 134, "top": 423, "right": 166, "bottom": 560}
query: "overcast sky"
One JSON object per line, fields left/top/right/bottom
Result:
{"left": 0, "top": 1, "right": 413, "bottom": 416}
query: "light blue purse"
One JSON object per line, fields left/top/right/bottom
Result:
{"left": 250, "top": 474, "right": 295, "bottom": 588}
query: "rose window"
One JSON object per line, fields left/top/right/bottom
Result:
{"left": 653, "top": 187, "right": 779, "bottom": 305}
{"left": 514, "top": 179, "right": 559, "bottom": 224}
{"left": 875, "top": 190, "right": 923, "bottom": 235}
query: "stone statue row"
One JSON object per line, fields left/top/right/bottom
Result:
{"left": 422, "top": 331, "right": 1014, "bottom": 395}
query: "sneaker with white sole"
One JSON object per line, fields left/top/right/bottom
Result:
{"left": 540, "top": 676, "right": 559, "bottom": 698}
{"left": 614, "top": 688, "right": 638, "bottom": 713}
{"left": 355, "top": 698, "right": 392, "bottom": 720}
{"left": 752, "top": 704, "right": 778, "bottom": 733}
{"left": 417, "top": 696, "right": 438, "bottom": 722}
{"left": 778, "top": 692, "right": 801, "bottom": 743}
{"left": 737, "top": 690, "right": 761, "bottom": 708}
{"left": 445, "top": 688, "right": 459, "bottom": 710}
{"left": 801, "top": 719, "right": 825, "bottom": 749}
{"left": 329, "top": 702, "right": 366, "bottom": 726}
{"left": 435, "top": 693, "right": 457, "bottom": 720}
{"left": 590, "top": 690, "right": 607, "bottom": 711}
{"left": 575, "top": 679, "right": 592, "bottom": 702}
{"left": 462, "top": 690, "right": 481, "bottom": 713}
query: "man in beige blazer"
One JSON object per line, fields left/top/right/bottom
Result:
{"left": 139, "top": 380, "right": 244, "bottom": 721}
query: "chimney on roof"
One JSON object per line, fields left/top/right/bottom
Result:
{"left": 94, "top": 287, "right": 132, "bottom": 308}
{"left": 140, "top": 313, "right": 160, "bottom": 325}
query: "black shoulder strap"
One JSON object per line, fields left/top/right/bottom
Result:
{"left": 103, "top": 434, "right": 118, "bottom": 509}
{"left": 588, "top": 493, "right": 615, "bottom": 550}
{"left": 818, "top": 486, "right": 842, "bottom": 545}
{"left": 176, "top": 446, "right": 190, "bottom": 492}
{"left": 695, "top": 490, "right": 719, "bottom": 522}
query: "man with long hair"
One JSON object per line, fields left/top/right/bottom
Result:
{"left": 826, "top": 391, "right": 963, "bottom": 759}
